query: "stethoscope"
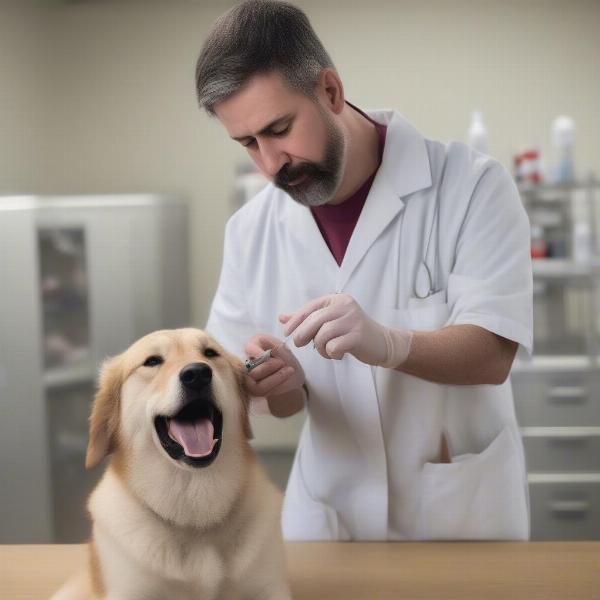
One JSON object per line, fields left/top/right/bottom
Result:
{"left": 413, "top": 170, "right": 443, "bottom": 300}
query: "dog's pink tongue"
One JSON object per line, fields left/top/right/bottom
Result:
{"left": 168, "top": 419, "right": 216, "bottom": 458}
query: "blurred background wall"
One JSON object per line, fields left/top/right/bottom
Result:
{"left": 1, "top": 0, "right": 599, "bottom": 327}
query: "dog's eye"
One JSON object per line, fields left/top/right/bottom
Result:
{"left": 143, "top": 355, "right": 163, "bottom": 367}
{"left": 204, "top": 348, "right": 219, "bottom": 358}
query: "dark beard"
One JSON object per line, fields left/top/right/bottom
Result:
{"left": 273, "top": 122, "right": 345, "bottom": 207}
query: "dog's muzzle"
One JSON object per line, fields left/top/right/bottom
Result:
{"left": 154, "top": 362, "right": 223, "bottom": 468}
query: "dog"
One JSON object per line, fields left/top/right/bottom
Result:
{"left": 51, "top": 328, "right": 292, "bottom": 600}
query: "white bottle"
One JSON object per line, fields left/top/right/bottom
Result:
{"left": 467, "top": 110, "right": 489, "bottom": 155}
{"left": 551, "top": 115, "right": 575, "bottom": 184}
{"left": 573, "top": 220, "right": 592, "bottom": 263}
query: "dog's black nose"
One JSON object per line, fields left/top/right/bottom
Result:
{"left": 179, "top": 363, "right": 212, "bottom": 391}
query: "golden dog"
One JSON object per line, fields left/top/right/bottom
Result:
{"left": 51, "top": 328, "right": 291, "bottom": 600}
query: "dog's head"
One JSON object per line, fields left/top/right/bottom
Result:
{"left": 85, "top": 328, "right": 252, "bottom": 472}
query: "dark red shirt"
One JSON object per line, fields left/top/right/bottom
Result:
{"left": 311, "top": 111, "right": 387, "bottom": 266}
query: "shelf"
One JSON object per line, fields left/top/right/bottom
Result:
{"left": 512, "top": 354, "right": 600, "bottom": 374}
{"left": 518, "top": 180, "right": 600, "bottom": 196}
{"left": 43, "top": 363, "right": 96, "bottom": 389}
{"left": 532, "top": 258, "right": 600, "bottom": 279}
{"left": 528, "top": 473, "right": 600, "bottom": 484}
{"left": 521, "top": 426, "right": 600, "bottom": 437}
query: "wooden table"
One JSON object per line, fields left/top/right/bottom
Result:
{"left": 1, "top": 542, "right": 599, "bottom": 599}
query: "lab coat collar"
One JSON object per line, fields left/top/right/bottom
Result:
{"left": 366, "top": 108, "right": 433, "bottom": 199}
{"left": 280, "top": 110, "right": 433, "bottom": 290}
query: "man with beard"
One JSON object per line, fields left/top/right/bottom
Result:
{"left": 197, "top": 0, "right": 533, "bottom": 542}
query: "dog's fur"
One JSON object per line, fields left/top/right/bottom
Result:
{"left": 51, "top": 328, "right": 291, "bottom": 600}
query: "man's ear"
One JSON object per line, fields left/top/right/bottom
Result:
{"left": 85, "top": 355, "right": 123, "bottom": 469}
{"left": 317, "top": 67, "right": 345, "bottom": 115}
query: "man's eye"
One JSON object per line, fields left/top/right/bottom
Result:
{"left": 243, "top": 139, "right": 257, "bottom": 148}
{"left": 143, "top": 355, "right": 163, "bottom": 367}
{"left": 204, "top": 348, "right": 220, "bottom": 358}
{"left": 272, "top": 126, "right": 289, "bottom": 136}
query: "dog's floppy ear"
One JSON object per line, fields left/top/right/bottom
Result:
{"left": 227, "top": 355, "right": 254, "bottom": 441}
{"left": 86, "top": 355, "right": 123, "bottom": 469}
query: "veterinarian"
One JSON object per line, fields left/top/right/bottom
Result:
{"left": 198, "top": 0, "right": 533, "bottom": 541}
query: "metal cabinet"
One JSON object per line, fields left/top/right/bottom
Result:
{"left": 0, "top": 195, "right": 190, "bottom": 543}
{"left": 512, "top": 179, "right": 600, "bottom": 540}
{"left": 512, "top": 360, "right": 600, "bottom": 539}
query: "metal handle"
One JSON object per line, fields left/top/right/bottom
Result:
{"left": 548, "top": 500, "right": 590, "bottom": 517}
{"left": 547, "top": 386, "right": 588, "bottom": 404}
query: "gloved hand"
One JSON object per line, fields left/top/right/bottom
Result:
{"left": 280, "top": 293, "right": 413, "bottom": 368}
{"left": 244, "top": 333, "right": 306, "bottom": 398}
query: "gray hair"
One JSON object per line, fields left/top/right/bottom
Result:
{"left": 195, "top": 0, "right": 335, "bottom": 115}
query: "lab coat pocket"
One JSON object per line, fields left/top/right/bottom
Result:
{"left": 282, "top": 447, "right": 345, "bottom": 541}
{"left": 406, "top": 293, "right": 450, "bottom": 332}
{"left": 379, "top": 297, "right": 449, "bottom": 334}
{"left": 416, "top": 425, "right": 529, "bottom": 540}
{"left": 407, "top": 288, "right": 447, "bottom": 309}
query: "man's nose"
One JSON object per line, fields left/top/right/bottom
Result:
{"left": 259, "top": 140, "right": 288, "bottom": 178}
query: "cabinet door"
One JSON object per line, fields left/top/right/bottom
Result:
{"left": 0, "top": 206, "right": 52, "bottom": 542}
{"left": 512, "top": 370, "right": 600, "bottom": 427}
{"left": 523, "top": 432, "right": 600, "bottom": 471}
{"left": 530, "top": 480, "right": 600, "bottom": 540}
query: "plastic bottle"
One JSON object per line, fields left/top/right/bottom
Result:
{"left": 467, "top": 110, "right": 489, "bottom": 155}
{"left": 551, "top": 115, "right": 575, "bottom": 184}
{"left": 530, "top": 224, "right": 548, "bottom": 259}
{"left": 573, "top": 220, "right": 592, "bottom": 263}
{"left": 514, "top": 146, "right": 542, "bottom": 185}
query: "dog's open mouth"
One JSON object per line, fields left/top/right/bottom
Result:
{"left": 154, "top": 400, "right": 223, "bottom": 468}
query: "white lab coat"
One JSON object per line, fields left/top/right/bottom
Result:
{"left": 206, "top": 109, "right": 533, "bottom": 541}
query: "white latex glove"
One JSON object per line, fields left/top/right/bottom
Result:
{"left": 280, "top": 293, "right": 413, "bottom": 368}
{"left": 244, "top": 333, "right": 306, "bottom": 398}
